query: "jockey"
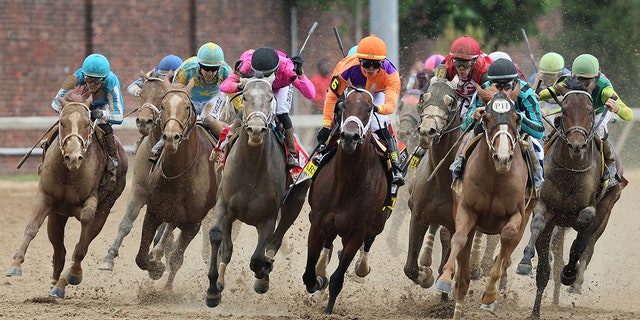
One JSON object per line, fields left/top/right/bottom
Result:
{"left": 316, "top": 34, "right": 404, "bottom": 186}
{"left": 51, "top": 53, "right": 124, "bottom": 179}
{"left": 450, "top": 58, "right": 545, "bottom": 190}
{"left": 538, "top": 54, "right": 633, "bottom": 187}
{"left": 528, "top": 52, "right": 570, "bottom": 116}
{"left": 148, "top": 42, "right": 234, "bottom": 163}
{"left": 488, "top": 51, "right": 527, "bottom": 81}
{"left": 127, "top": 54, "right": 183, "bottom": 97}
{"left": 220, "top": 46, "right": 316, "bottom": 169}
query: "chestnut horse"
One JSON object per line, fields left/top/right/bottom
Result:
{"left": 302, "top": 87, "right": 388, "bottom": 314}
{"left": 515, "top": 77, "right": 624, "bottom": 319}
{"left": 404, "top": 79, "right": 459, "bottom": 291}
{"left": 5, "top": 88, "right": 128, "bottom": 298}
{"left": 99, "top": 73, "right": 168, "bottom": 271}
{"left": 434, "top": 90, "right": 533, "bottom": 319}
{"left": 134, "top": 80, "right": 217, "bottom": 290}
{"left": 205, "top": 75, "right": 310, "bottom": 307}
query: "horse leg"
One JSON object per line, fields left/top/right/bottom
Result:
{"left": 46, "top": 214, "right": 68, "bottom": 298}
{"left": 99, "top": 189, "right": 146, "bottom": 271}
{"left": 561, "top": 206, "right": 595, "bottom": 286}
{"left": 531, "top": 223, "right": 555, "bottom": 319}
{"left": 150, "top": 224, "right": 175, "bottom": 264}
{"left": 251, "top": 219, "right": 276, "bottom": 294}
{"left": 6, "top": 197, "right": 52, "bottom": 277}
{"left": 216, "top": 215, "right": 235, "bottom": 292}
{"left": 469, "top": 231, "right": 484, "bottom": 279}
{"left": 201, "top": 208, "right": 215, "bottom": 263}
{"left": 206, "top": 203, "right": 231, "bottom": 308}
{"left": 517, "top": 201, "right": 548, "bottom": 275}
{"left": 403, "top": 215, "right": 434, "bottom": 288}
{"left": 480, "top": 234, "right": 500, "bottom": 277}
{"left": 324, "top": 232, "right": 365, "bottom": 314}
{"left": 266, "top": 180, "right": 309, "bottom": 257}
{"left": 452, "top": 229, "right": 475, "bottom": 320}
{"left": 164, "top": 223, "right": 200, "bottom": 291}
{"left": 419, "top": 224, "right": 439, "bottom": 268}
{"left": 551, "top": 226, "right": 567, "bottom": 305}
{"left": 135, "top": 212, "right": 164, "bottom": 280}
{"left": 302, "top": 222, "right": 328, "bottom": 294}
{"left": 316, "top": 240, "right": 334, "bottom": 278}
{"left": 351, "top": 235, "right": 376, "bottom": 282}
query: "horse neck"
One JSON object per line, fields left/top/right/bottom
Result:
{"left": 551, "top": 136, "right": 598, "bottom": 171}
{"left": 334, "top": 134, "right": 378, "bottom": 180}
{"left": 159, "top": 126, "right": 200, "bottom": 177}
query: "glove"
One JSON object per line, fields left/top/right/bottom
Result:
{"left": 90, "top": 109, "right": 104, "bottom": 121}
{"left": 317, "top": 127, "right": 331, "bottom": 144}
{"left": 291, "top": 56, "right": 304, "bottom": 75}
{"left": 373, "top": 105, "right": 380, "bottom": 113}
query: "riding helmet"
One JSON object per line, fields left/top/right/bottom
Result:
{"left": 539, "top": 52, "right": 565, "bottom": 74}
{"left": 82, "top": 53, "right": 110, "bottom": 78}
{"left": 347, "top": 45, "right": 358, "bottom": 56}
{"left": 156, "top": 54, "right": 183, "bottom": 72}
{"left": 488, "top": 51, "right": 512, "bottom": 62}
{"left": 487, "top": 58, "right": 519, "bottom": 83}
{"left": 197, "top": 42, "right": 225, "bottom": 67}
{"left": 424, "top": 54, "right": 445, "bottom": 71}
{"left": 251, "top": 47, "right": 280, "bottom": 75}
{"left": 449, "top": 36, "right": 480, "bottom": 60}
{"left": 357, "top": 35, "right": 387, "bottom": 60}
{"left": 572, "top": 54, "right": 599, "bottom": 78}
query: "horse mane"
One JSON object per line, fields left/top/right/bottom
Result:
{"left": 63, "top": 85, "right": 91, "bottom": 103}
{"left": 564, "top": 76, "right": 586, "bottom": 91}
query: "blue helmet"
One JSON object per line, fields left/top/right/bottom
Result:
{"left": 82, "top": 53, "right": 110, "bottom": 78}
{"left": 156, "top": 54, "right": 183, "bottom": 72}
{"left": 347, "top": 45, "right": 358, "bottom": 56}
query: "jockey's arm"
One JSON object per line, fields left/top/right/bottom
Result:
{"left": 603, "top": 86, "right": 633, "bottom": 121}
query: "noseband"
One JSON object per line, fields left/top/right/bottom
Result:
{"left": 241, "top": 78, "right": 275, "bottom": 129}
{"left": 162, "top": 89, "right": 195, "bottom": 142}
{"left": 58, "top": 102, "right": 95, "bottom": 155}
{"left": 558, "top": 90, "right": 595, "bottom": 143}
{"left": 340, "top": 88, "right": 374, "bottom": 145}
{"left": 483, "top": 96, "right": 519, "bottom": 157}
{"left": 418, "top": 88, "right": 460, "bottom": 143}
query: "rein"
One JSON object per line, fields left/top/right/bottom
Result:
{"left": 340, "top": 88, "right": 374, "bottom": 143}
{"left": 58, "top": 102, "right": 95, "bottom": 155}
{"left": 556, "top": 90, "right": 596, "bottom": 144}
{"left": 241, "top": 78, "right": 275, "bottom": 129}
{"left": 162, "top": 89, "right": 196, "bottom": 142}
{"left": 159, "top": 135, "right": 201, "bottom": 180}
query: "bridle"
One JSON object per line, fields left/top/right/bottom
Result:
{"left": 340, "top": 87, "right": 374, "bottom": 145}
{"left": 161, "top": 88, "right": 196, "bottom": 143}
{"left": 556, "top": 90, "right": 596, "bottom": 144}
{"left": 58, "top": 102, "right": 95, "bottom": 155}
{"left": 483, "top": 94, "right": 519, "bottom": 158}
{"left": 418, "top": 85, "right": 461, "bottom": 143}
{"left": 241, "top": 78, "right": 275, "bottom": 129}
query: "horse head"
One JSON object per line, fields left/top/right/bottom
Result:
{"left": 339, "top": 87, "right": 374, "bottom": 154}
{"left": 396, "top": 89, "right": 421, "bottom": 151}
{"left": 160, "top": 79, "right": 196, "bottom": 152}
{"left": 481, "top": 90, "right": 521, "bottom": 173}
{"left": 417, "top": 79, "right": 458, "bottom": 148}
{"left": 555, "top": 76, "right": 596, "bottom": 159}
{"left": 240, "top": 74, "right": 276, "bottom": 147}
{"left": 136, "top": 72, "right": 169, "bottom": 136}
{"left": 57, "top": 86, "right": 95, "bottom": 170}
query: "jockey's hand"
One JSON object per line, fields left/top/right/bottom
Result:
{"left": 605, "top": 97, "right": 619, "bottom": 113}
{"left": 291, "top": 56, "right": 304, "bottom": 75}
{"left": 90, "top": 109, "right": 104, "bottom": 121}
{"left": 472, "top": 106, "right": 486, "bottom": 120}
{"left": 317, "top": 127, "right": 331, "bottom": 144}
{"left": 373, "top": 105, "right": 380, "bottom": 113}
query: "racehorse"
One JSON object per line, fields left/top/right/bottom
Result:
{"left": 99, "top": 73, "right": 168, "bottom": 271}
{"left": 134, "top": 80, "right": 217, "bottom": 290}
{"left": 5, "top": 87, "right": 128, "bottom": 298}
{"left": 205, "top": 75, "right": 310, "bottom": 307}
{"left": 395, "top": 88, "right": 422, "bottom": 156}
{"left": 302, "top": 87, "right": 388, "bottom": 314}
{"left": 434, "top": 89, "right": 533, "bottom": 319}
{"left": 404, "top": 79, "right": 459, "bottom": 292}
{"left": 514, "top": 77, "right": 624, "bottom": 319}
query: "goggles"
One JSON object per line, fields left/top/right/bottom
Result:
{"left": 199, "top": 64, "right": 220, "bottom": 72}
{"left": 452, "top": 58, "right": 475, "bottom": 69}
{"left": 83, "top": 74, "right": 105, "bottom": 84}
{"left": 493, "top": 79, "right": 517, "bottom": 91}
{"left": 360, "top": 59, "right": 382, "bottom": 69}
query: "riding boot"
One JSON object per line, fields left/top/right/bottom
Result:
{"left": 103, "top": 130, "right": 119, "bottom": 181}
{"left": 284, "top": 128, "right": 299, "bottom": 169}
{"left": 376, "top": 128, "right": 405, "bottom": 187}
{"left": 601, "top": 139, "right": 619, "bottom": 187}
{"left": 449, "top": 131, "right": 473, "bottom": 180}
{"left": 404, "top": 145, "right": 426, "bottom": 172}
{"left": 148, "top": 139, "right": 164, "bottom": 165}
{"left": 526, "top": 142, "right": 544, "bottom": 190}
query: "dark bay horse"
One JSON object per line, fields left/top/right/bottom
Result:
{"left": 302, "top": 87, "right": 388, "bottom": 314}
{"left": 404, "top": 79, "right": 459, "bottom": 291}
{"left": 5, "top": 88, "right": 128, "bottom": 298}
{"left": 99, "top": 73, "right": 168, "bottom": 271}
{"left": 434, "top": 89, "right": 533, "bottom": 319}
{"left": 514, "top": 78, "right": 624, "bottom": 319}
{"left": 134, "top": 80, "right": 217, "bottom": 290}
{"left": 206, "top": 75, "right": 310, "bottom": 307}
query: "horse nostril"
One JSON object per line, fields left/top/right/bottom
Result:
{"left": 136, "top": 118, "right": 141, "bottom": 126}
{"left": 64, "top": 155, "right": 70, "bottom": 162}
{"left": 427, "top": 128, "right": 437, "bottom": 137}
{"left": 173, "top": 134, "right": 181, "bottom": 141}
{"left": 78, "top": 155, "right": 83, "bottom": 161}
{"left": 580, "top": 143, "right": 588, "bottom": 150}
{"left": 146, "top": 119, "right": 153, "bottom": 126}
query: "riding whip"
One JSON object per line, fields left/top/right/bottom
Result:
{"left": 16, "top": 120, "right": 59, "bottom": 169}
{"left": 298, "top": 22, "right": 318, "bottom": 56}
{"left": 521, "top": 29, "right": 538, "bottom": 73}
{"left": 333, "top": 26, "right": 346, "bottom": 58}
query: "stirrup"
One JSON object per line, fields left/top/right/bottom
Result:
{"left": 391, "top": 169, "right": 405, "bottom": 187}
{"left": 286, "top": 153, "right": 299, "bottom": 169}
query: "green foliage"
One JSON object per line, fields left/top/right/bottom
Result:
{"left": 541, "top": 0, "right": 640, "bottom": 107}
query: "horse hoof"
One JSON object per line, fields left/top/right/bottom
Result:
{"left": 97, "top": 260, "right": 115, "bottom": 271}
{"left": 567, "top": 283, "right": 582, "bottom": 294}
{"left": 253, "top": 277, "right": 270, "bottom": 294}
{"left": 417, "top": 266, "right": 434, "bottom": 288}
{"left": 561, "top": 267, "right": 577, "bottom": 286}
{"left": 434, "top": 279, "right": 452, "bottom": 294}
{"left": 49, "top": 286, "right": 65, "bottom": 299}
{"left": 516, "top": 263, "right": 533, "bottom": 275}
{"left": 148, "top": 263, "right": 166, "bottom": 280}
{"left": 205, "top": 293, "right": 221, "bottom": 308}
{"left": 347, "top": 271, "right": 366, "bottom": 284}
{"left": 65, "top": 271, "right": 83, "bottom": 285}
{"left": 5, "top": 267, "right": 22, "bottom": 277}
{"left": 480, "top": 301, "right": 498, "bottom": 315}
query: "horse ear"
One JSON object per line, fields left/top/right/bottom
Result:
{"left": 476, "top": 83, "right": 494, "bottom": 105}
{"left": 586, "top": 79, "right": 597, "bottom": 94}
{"left": 186, "top": 78, "right": 195, "bottom": 92}
{"left": 509, "top": 81, "right": 521, "bottom": 101}
{"left": 140, "top": 69, "right": 147, "bottom": 80}
{"left": 266, "top": 73, "right": 276, "bottom": 86}
{"left": 447, "top": 76, "right": 458, "bottom": 89}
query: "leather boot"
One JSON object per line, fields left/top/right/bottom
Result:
{"left": 104, "top": 131, "right": 119, "bottom": 181}
{"left": 526, "top": 142, "right": 544, "bottom": 190}
{"left": 377, "top": 128, "right": 405, "bottom": 187}
{"left": 284, "top": 128, "right": 299, "bottom": 169}
{"left": 601, "top": 139, "right": 619, "bottom": 187}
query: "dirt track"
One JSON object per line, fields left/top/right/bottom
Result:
{"left": 1, "top": 170, "right": 639, "bottom": 320}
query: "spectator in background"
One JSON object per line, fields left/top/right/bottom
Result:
{"left": 310, "top": 57, "right": 332, "bottom": 114}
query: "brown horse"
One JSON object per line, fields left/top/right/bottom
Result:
{"left": 395, "top": 88, "right": 422, "bottom": 156}
{"left": 404, "top": 79, "right": 459, "bottom": 291}
{"left": 302, "top": 87, "right": 388, "bottom": 314}
{"left": 434, "top": 89, "right": 532, "bottom": 319}
{"left": 99, "top": 73, "right": 168, "bottom": 271}
{"left": 5, "top": 88, "right": 128, "bottom": 298}
{"left": 515, "top": 77, "right": 625, "bottom": 319}
{"left": 134, "top": 80, "right": 217, "bottom": 290}
{"left": 205, "top": 75, "right": 310, "bottom": 307}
